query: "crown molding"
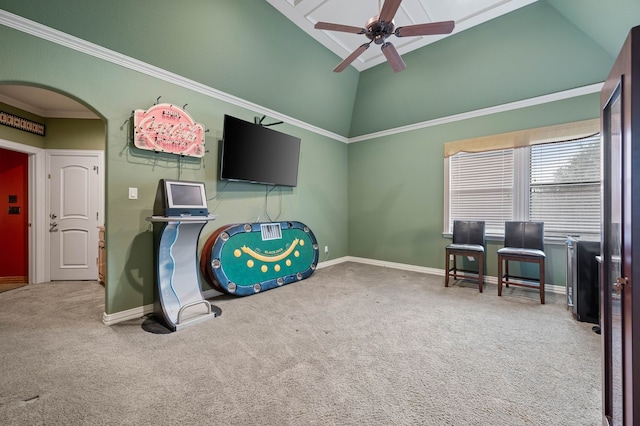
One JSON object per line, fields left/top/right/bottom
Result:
{"left": 348, "top": 83, "right": 603, "bottom": 143}
{"left": 0, "top": 10, "right": 348, "bottom": 143}
{"left": 0, "top": 10, "right": 602, "bottom": 145}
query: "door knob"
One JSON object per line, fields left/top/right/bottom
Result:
{"left": 614, "top": 277, "right": 628, "bottom": 295}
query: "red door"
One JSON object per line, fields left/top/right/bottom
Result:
{"left": 0, "top": 147, "right": 29, "bottom": 283}
{"left": 600, "top": 25, "right": 640, "bottom": 425}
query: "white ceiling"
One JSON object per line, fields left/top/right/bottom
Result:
{"left": 267, "top": 0, "right": 539, "bottom": 71}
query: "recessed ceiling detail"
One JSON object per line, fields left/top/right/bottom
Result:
{"left": 267, "top": 0, "right": 539, "bottom": 71}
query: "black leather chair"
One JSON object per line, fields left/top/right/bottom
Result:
{"left": 445, "top": 221, "right": 486, "bottom": 292}
{"left": 497, "top": 221, "right": 546, "bottom": 304}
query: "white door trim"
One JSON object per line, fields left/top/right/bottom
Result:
{"left": 45, "top": 149, "right": 104, "bottom": 282}
{"left": 0, "top": 139, "right": 46, "bottom": 284}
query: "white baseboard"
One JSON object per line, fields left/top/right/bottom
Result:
{"left": 316, "top": 257, "right": 346, "bottom": 269}
{"left": 102, "top": 256, "right": 565, "bottom": 325}
{"left": 337, "top": 256, "right": 566, "bottom": 295}
{"left": 343, "top": 256, "right": 445, "bottom": 276}
{"left": 102, "top": 258, "right": 349, "bottom": 325}
{"left": 102, "top": 303, "right": 154, "bottom": 326}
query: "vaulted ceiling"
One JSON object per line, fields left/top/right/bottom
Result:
{"left": 267, "top": 0, "right": 638, "bottom": 72}
{"left": 0, "top": 0, "right": 638, "bottom": 118}
{"left": 267, "top": 0, "right": 538, "bottom": 71}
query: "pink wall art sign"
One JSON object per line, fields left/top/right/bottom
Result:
{"left": 133, "top": 103, "right": 205, "bottom": 158}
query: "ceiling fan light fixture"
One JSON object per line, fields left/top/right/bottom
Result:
{"left": 315, "top": 0, "right": 454, "bottom": 73}
{"left": 365, "top": 16, "right": 395, "bottom": 44}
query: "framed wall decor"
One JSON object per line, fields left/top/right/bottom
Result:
{"left": 133, "top": 103, "right": 205, "bottom": 158}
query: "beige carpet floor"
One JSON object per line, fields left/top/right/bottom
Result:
{"left": 0, "top": 262, "right": 601, "bottom": 425}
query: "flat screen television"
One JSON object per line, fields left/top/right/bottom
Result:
{"left": 153, "top": 179, "right": 209, "bottom": 217}
{"left": 220, "top": 114, "right": 301, "bottom": 187}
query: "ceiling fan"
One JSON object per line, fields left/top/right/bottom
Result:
{"left": 314, "top": 0, "right": 455, "bottom": 73}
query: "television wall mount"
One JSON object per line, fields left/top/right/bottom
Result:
{"left": 254, "top": 115, "right": 283, "bottom": 127}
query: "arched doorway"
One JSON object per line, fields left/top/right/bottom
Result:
{"left": 0, "top": 84, "right": 105, "bottom": 286}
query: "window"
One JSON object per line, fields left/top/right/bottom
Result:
{"left": 449, "top": 149, "right": 514, "bottom": 235}
{"left": 446, "top": 134, "right": 601, "bottom": 238}
{"left": 529, "top": 135, "right": 601, "bottom": 236}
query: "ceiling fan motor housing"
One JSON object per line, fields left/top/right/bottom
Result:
{"left": 366, "top": 15, "right": 395, "bottom": 44}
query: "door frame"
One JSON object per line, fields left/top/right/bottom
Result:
{"left": 0, "top": 141, "right": 105, "bottom": 284}
{"left": 0, "top": 138, "right": 46, "bottom": 284}
{"left": 45, "top": 149, "right": 104, "bottom": 282}
{"left": 600, "top": 25, "right": 640, "bottom": 425}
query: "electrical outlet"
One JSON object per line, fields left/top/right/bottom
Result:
{"left": 324, "top": 246, "right": 329, "bottom": 253}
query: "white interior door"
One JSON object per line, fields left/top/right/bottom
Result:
{"left": 48, "top": 152, "right": 101, "bottom": 281}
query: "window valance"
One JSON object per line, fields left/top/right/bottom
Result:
{"left": 443, "top": 118, "right": 600, "bottom": 158}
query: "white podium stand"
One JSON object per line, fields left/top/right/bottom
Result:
{"left": 148, "top": 215, "right": 216, "bottom": 331}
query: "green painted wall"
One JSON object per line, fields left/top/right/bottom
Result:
{"left": 44, "top": 118, "right": 104, "bottom": 150}
{"left": 0, "top": 0, "right": 359, "bottom": 137}
{"left": 348, "top": 92, "right": 601, "bottom": 286}
{"left": 0, "top": 23, "right": 348, "bottom": 314}
{"left": 1, "top": 0, "right": 632, "bottom": 315}
{"left": 547, "top": 0, "right": 640, "bottom": 56}
{"left": 349, "top": 1, "right": 613, "bottom": 137}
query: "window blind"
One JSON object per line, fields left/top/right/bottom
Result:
{"left": 529, "top": 135, "right": 601, "bottom": 236}
{"left": 449, "top": 149, "right": 514, "bottom": 234}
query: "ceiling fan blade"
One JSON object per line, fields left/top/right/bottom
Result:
{"left": 381, "top": 42, "right": 406, "bottom": 73}
{"left": 379, "top": 0, "right": 403, "bottom": 22}
{"left": 333, "top": 43, "right": 370, "bottom": 72}
{"left": 395, "top": 20, "right": 455, "bottom": 37}
{"left": 315, "top": 22, "right": 366, "bottom": 34}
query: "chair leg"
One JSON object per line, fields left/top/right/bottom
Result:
{"left": 504, "top": 260, "right": 510, "bottom": 288}
{"left": 445, "top": 250, "right": 450, "bottom": 287}
{"left": 478, "top": 253, "right": 484, "bottom": 293}
{"left": 497, "top": 254, "right": 503, "bottom": 296}
{"left": 539, "top": 258, "right": 545, "bottom": 304}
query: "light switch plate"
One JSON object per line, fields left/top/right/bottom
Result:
{"left": 128, "top": 187, "right": 138, "bottom": 200}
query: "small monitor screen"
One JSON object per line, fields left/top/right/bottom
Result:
{"left": 157, "top": 179, "right": 208, "bottom": 216}
{"left": 168, "top": 183, "right": 204, "bottom": 207}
